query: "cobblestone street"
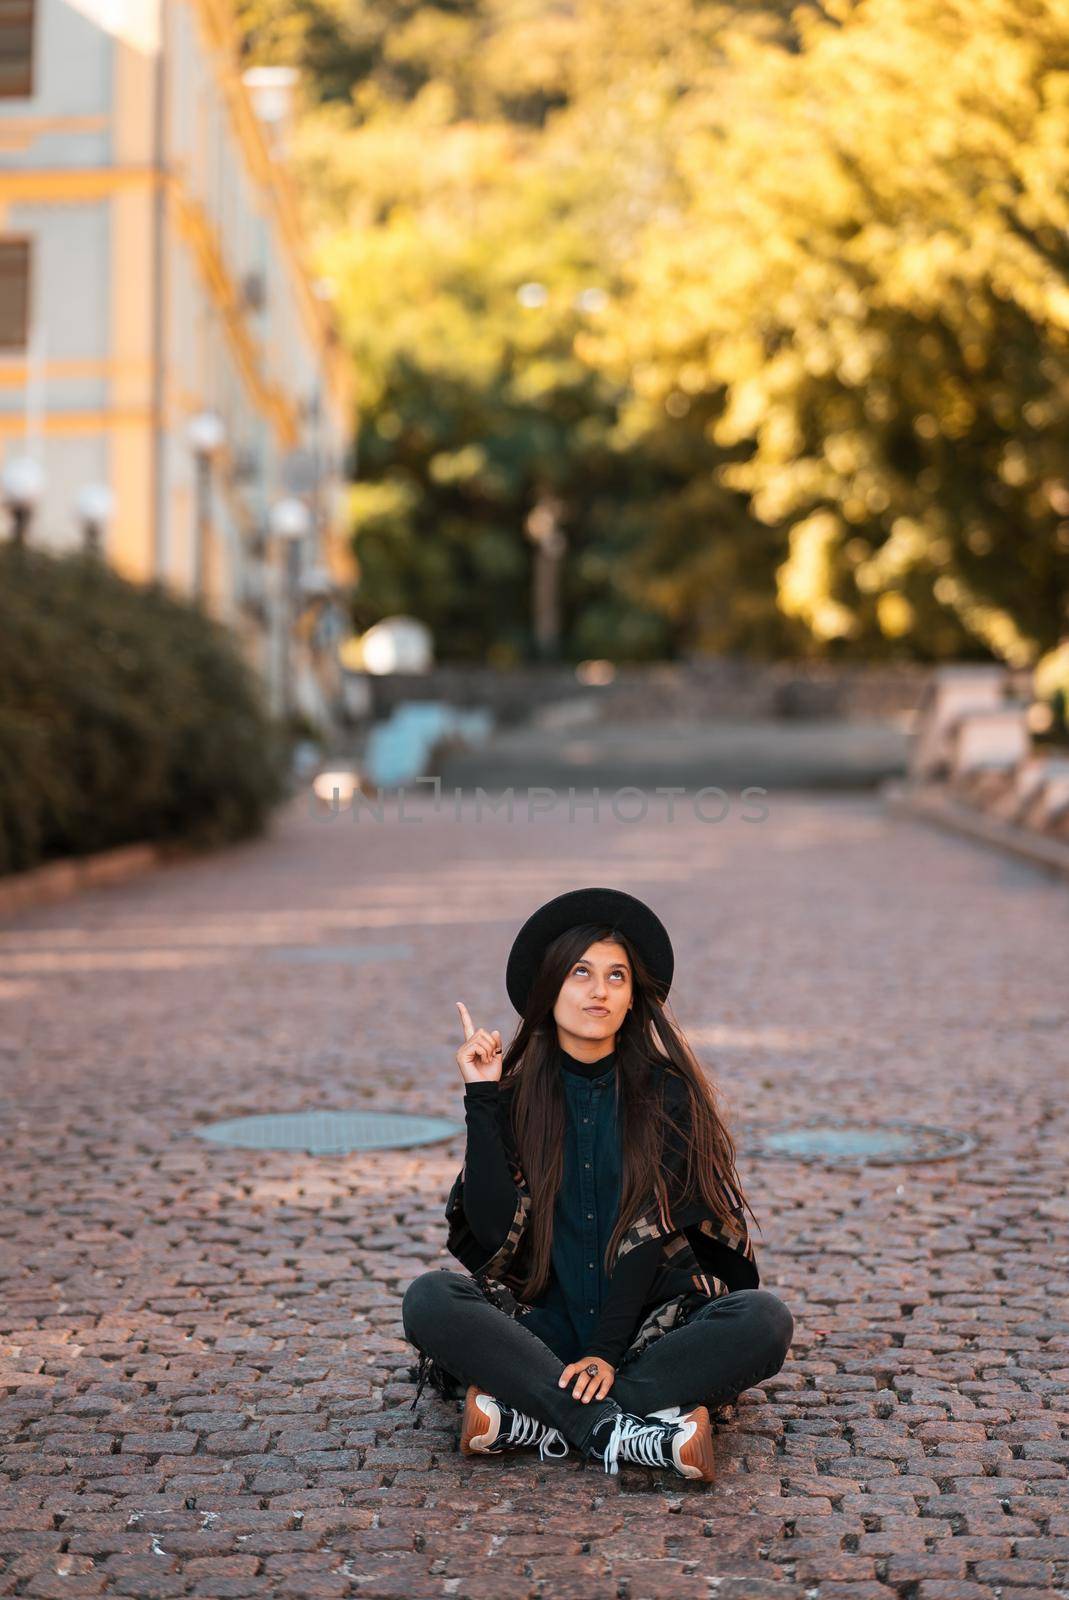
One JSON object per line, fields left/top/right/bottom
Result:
{"left": 1, "top": 787, "right": 1067, "bottom": 1599}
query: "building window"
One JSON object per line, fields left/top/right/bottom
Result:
{"left": 0, "top": 238, "right": 31, "bottom": 349}
{"left": 0, "top": 0, "right": 34, "bottom": 97}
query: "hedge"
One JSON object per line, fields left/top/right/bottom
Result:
{"left": 0, "top": 544, "right": 289, "bottom": 876}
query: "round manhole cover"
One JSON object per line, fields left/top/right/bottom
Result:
{"left": 193, "top": 1110, "right": 463, "bottom": 1155}
{"left": 747, "top": 1120, "right": 977, "bottom": 1166}
{"left": 259, "top": 943, "right": 411, "bottom": 966}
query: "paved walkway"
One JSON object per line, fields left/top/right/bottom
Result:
{"left": 1, "top": 788, "right": 1067, "bottom": 1599}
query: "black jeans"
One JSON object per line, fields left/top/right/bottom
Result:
{"left": 401, "top": 1268, "right": 795, "bottom": 1454}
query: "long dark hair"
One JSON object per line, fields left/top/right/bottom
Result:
{"left": 499, "top": 921, "right": 760, "bottom": 1301}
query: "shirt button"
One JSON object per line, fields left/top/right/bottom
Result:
{"left": 587, "top": 1212, "right": 593, "bottom": 1220}
{"left": 584, "top": 1161, "right": 591, "bottom": 1169}
{"left": 588, "top": 1261, "right": 595, "bottom": 1269}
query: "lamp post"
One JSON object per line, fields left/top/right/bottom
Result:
{"left": 300, "top": 563, "right": 333, "bottom": 606}
{"left": 269, "top": 495, "right": 312, "bottom": 725}
{"left": 186, "top": 409, "right": 226, "bottom": 602}
{"left": 76, "top": 482, "right": 115, "bottom": 556}
{"left": 525, "top": 492, "right": 567, "bottom": 661}
{"left": 2, "top": 454, "right": 45, "bottom": 547}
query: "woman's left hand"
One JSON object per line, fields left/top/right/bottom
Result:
{"left": 559, "top": 1355, "right": 615, "bottom": 1402}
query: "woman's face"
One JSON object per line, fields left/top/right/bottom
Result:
{"left": 552, "top": 939, "right": 633, "bottom": 1048}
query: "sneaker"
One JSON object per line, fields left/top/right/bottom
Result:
{"left": 589, "top": 1405, "right": 715, "bottom": 1482}
{"left": 459, "top": 1385, "right": 570, "bottom": 1462}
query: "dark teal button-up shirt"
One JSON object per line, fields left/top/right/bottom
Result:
{"left": 524, "top": 1045, "right": 622, "bottom": 1358}
{"left": 459, "top": 1041, "right": 666, "bottom": 1366}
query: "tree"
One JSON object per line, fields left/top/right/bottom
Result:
{"left": 592, "top": 0, "right": 1069, "bottom": 662}
{"left": 241, "top": 0, "right": 1069, "bottom": 665}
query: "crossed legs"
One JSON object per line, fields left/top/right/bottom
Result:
{"left": 610, "top": 1285, "right": 795, "bottom": 1417}
{"left": 402, "top": 1268, "right": 794, "bottom": 1453}
{"left": 402, "top": 1268, "right": 617, "bottom": 1451}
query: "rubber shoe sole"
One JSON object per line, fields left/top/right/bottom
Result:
{"left": 460, "top": 1386, "right": 502, "bottom": 1455}
{"left": 672, "top": 1405, "right": 716, "bottom": 1483}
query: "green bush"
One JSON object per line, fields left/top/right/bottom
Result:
{"left": 0, "top": 544, "right": 289, "bottom": 875}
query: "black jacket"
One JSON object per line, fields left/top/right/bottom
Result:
{"left": 443, "top": 1057, "right": 760, "bottom": 1364}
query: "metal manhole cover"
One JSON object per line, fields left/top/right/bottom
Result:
{"left": 193, "top": 1110, "right": 463, "bottom": 1154}
{"left": 259, "top": 943, "right": 410, "bottom": 965}
{"left": 747, "top": 1119, "right": 977, "bottom": 1166}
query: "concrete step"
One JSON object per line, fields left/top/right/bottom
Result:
{"left": 434, "top": 717, "right": 909, "bottom": 792}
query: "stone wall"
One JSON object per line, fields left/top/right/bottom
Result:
{"left": 363, "top": 657, "right": 936, "bottom": 726}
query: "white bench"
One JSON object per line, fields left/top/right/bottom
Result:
{"left": 1018, "top": 759, "right": 1069, "bottom": 835}
{"left": 947, "top": 705, "right": 1033, "bottom": 807}
{"left": 910, "top": 666, "right": 1012, "bottom": 780}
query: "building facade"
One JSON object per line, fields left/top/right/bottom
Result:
{"left": 0, "top": 0, "right": 355, "bottom": 724}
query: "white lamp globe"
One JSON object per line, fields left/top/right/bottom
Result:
{"left": 360, "top": 615, "right": 433, "bottom": 675}
{"left": 186, "top": 410, "right": 227, "bottom": 456}
{"left": 300, "top": 563, "right": 333, "bottom": 599}
{"left": 76, "top": 482, "right": 115, "bottom": 525}
{"left": 270, "top": 497, "right": 313, "bottom": 541}
{"left": 2, "top": 454, "right": 45, "bottom": 509}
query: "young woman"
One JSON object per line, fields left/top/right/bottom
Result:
{"left": 402, "top": 886, "right": 795, "bottom": 1480}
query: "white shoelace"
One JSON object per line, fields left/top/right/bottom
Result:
{"left": 600, "top": 1411, "right": 672, "bottom": 1475}
{"left": 503, "top": 1406, "right": 569, "bottom": 1460}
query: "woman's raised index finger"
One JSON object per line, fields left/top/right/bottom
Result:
{"left": 455, "top": 1000, "right": 474, "bottom": 1041}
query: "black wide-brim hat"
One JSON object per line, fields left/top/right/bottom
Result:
{"left": 505, "top": 886, "right": 674, "bottom": 1015}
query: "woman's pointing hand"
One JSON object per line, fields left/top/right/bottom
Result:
{"left": 455, "top": 1001, "right": 503, "bottom": 1084}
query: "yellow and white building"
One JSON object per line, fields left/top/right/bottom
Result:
{"left": 0, "top": 0, "right": 355, "bottom": 723}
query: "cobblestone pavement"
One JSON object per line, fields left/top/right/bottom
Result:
{"left": 1, "top": 787, "right": 1067, "bottom": 1600}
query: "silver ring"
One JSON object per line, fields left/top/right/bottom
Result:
{"left": 585, "top": 1363, "right": 599, "bottom": 1376}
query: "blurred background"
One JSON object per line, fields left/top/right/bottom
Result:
{"left": 2, "top": 0, "right": 1069, "bottom": 877}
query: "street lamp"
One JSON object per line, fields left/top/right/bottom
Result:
{"left": 76, "top": 482, "right": 115, "bottom": 556}
{"left": 186, "top": 409, "right": 226, "bottom": 602}
{"left": 299, "top": 562, "right": 333, "bottom": 603}
{"left": 573, "top": 286, "right": 608, "bottom": 314}
{"left": 270, "top": 495, "right": 312, "bottom": 544}
{"left": 2, "top": 454, "right": 45, "bottom": 547}
{"left": 269, "top": 496, "right": 312, "bottom": 724}
{"left": 525, "top": 492, "right": 567, "bottom": 661}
